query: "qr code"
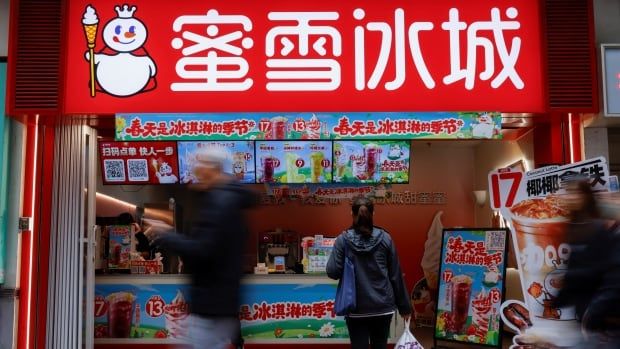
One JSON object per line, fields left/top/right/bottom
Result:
{"left": 127, "top": 159, "right": 149, "bottom": 181}
{"left": 485, "top": 230, "right": 506, "bottom": 251}
{"left": 103, "top": 159, "right": 125, "bottom": 182}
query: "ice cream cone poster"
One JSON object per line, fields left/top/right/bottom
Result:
{"left": 434, "top": 228, "right": 509, "bottom": 347}
{"left": 81, "top": 4, "right": 157, "bottom": 98}
{"left": 256, "top": 141, "right": 332, "bottom": 184}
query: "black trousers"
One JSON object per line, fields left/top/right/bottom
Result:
{"left": 345, "top": 314, "right": 393, "bottom": 349}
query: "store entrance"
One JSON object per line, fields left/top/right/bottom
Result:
{"left": 45, "top": 122, "right": 98, "bottom": 349}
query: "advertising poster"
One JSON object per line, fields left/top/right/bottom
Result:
{"left": 108, "top": 225, "right": 132, "bottom": 270}
{"left": 115, "top": 112, "right": 502, "bottom": 141}
{"left": 239, "top": 283, "right": 348, "bottom": 339}
{"left": 256, "top": 141, "right": 332, "bottom": 184}
{"left": 177, "top": 141, "right": 256, "bottom": 183}
{"left": 333, "top": 140, "right": 410, "bottom": 184}
{"left": 488, "top": 157, "right": 610, "bottom": 347}
{"left": 94, "top": 283, "right": 190, "bottom": 339}
{"left": 434, "top": 229, "right": 508, "bottom": 347}
{"left": 99, "top": 141, "right": 179, "bottom": 184}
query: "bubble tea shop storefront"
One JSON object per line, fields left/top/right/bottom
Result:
{"left": 6, "top": 0, "right": 599, "bottom": 348}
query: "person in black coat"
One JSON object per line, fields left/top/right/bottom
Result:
{"left": 554, "top": 179, "right": 620, "bottom": 347}
{"left": 327, "top": 196, "right": 412, "bottom": 349}
{"left": 148, "top": 147, "right": 258, "bottom": 349}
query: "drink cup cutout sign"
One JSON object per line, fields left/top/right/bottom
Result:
{"left": 489, "top": 157, "right": 611, "bottom": 347}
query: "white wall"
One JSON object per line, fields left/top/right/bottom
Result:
{"left": 473, "top": 131, "right": 535, "bottom": 227}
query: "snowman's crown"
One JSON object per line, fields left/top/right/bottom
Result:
{"left": 115, "top": 4, "right": 136, "bottom": 19}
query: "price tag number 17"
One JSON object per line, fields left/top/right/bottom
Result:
{"left": 489, "top": 172, "right": 523, "bottom": 209}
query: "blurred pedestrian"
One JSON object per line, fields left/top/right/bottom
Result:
{"left": 554, "top": 178, "right": 620, "bottom": 348}
{"left": 326, "top": 196, "right": 412, "bottom": 349}
{"left": 148, "top": 147, "right": 258, "bottom": 349}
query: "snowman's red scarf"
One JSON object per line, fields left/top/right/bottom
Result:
{"left": 97, "top": 46, "right": 151, "bottom": 57}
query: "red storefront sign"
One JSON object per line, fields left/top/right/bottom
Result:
{"left": 99, "top": 141, "right": 179, "bottom": 184}
{"left": 65, "top": 0, "right": 544, "bottom": 114}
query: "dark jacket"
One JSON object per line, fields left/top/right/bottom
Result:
{"left": 554, "top": 220, "right": 620, "bottom": 324}
{"left": 157, "top": 180, "right": 258, "bottom": 316}
{"left": 326, "top": 227, "right": 412, "bottom": 317}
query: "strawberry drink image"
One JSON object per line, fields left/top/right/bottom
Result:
{"left": 364, "top": 144, "right": 380, "bottom": 179}
{"left": 450, "top": 275, "right": 472, "bottom": 333}
{"left": 107, "top": 292, "right": 135, "bottom": 338}
{"left": 164, "top": 290, "right": 189, "bottom": 338}
{"left": 270, "top": 116, "right": 288, "bottom": 139}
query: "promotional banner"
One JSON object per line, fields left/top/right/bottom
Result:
{"left": 95, "top": 283, "right": 190, "bottom": 339}
{"left": 239, "top": 283, "right": 348, "bottom": 339}
{"left": 488, "top": 157, "right": 610, "bottom": 347}
{"left": 99, "top": 141, "right": 180, "bottom": 184}
{"left": 115, "top": 112, "right": 501, "bottom": 141}
{"left": 333, "top": 140, "right": 410, "bottom": 184}
{"left": 434, "top": 229, "right": 508, "bottom": 347}
{"left": 256, "top": 141, "right": 333, "bottom": 184}
{"left": 178, "top": 141, "right": 256, "bottom": 183}
{"left": 65, "top": 0, "right": 544, "bottom": 114}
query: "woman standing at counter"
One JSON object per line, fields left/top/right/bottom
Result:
{"left": 326, "top": 196, "right": 412, "bottom": 349}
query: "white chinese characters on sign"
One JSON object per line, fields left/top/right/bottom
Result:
{"left": 354, "top": 8, "right": 435, "bottom": 90}
{"left": 442, "top": 8, "right": 522, "bottom": 90}
{"left": 171, "top": 9, "right": 254, "bottom": 91}
{"left": 265, "top": 12, "right": 342, "bottom": 91}
{"left": 167, "top": 7, "right": 524, "bottom": 93}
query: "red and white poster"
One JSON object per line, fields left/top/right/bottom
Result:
{"left": 99, "top": 141, "right": 180, "bottom": 184}
{"left": 65, "top": 0, "right": 544, "bottom": 114}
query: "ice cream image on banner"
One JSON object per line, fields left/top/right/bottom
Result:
{"left": 83, "top": 4, "right": 157, "bottom": 97}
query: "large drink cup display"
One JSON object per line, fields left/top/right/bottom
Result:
{"left": 450, "top": 275, "right": 472, "bottom": 333}
{"left": 510, "top": 197, "right": 572, "bottom": 321}
{"left": 107, "top": 292, "right": 136, "bottom": 338}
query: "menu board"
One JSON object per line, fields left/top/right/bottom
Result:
{"left": 177, "top": 141, "right": 256, "bottom": 183}
{"left": 333, "top": 140, "right": 410, "bottom": 184}
{"left": 99, "top": 141, "right": 180, "bottom": 184}
{"left": 256, "top": 141, "right": 332, "bottom": 184}
{"left": 434, "top": 229, "right": 508, "bottom": 347}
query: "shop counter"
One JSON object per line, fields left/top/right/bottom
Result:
{"left": 94, "top": 274, "right": 401, "bottom": 347}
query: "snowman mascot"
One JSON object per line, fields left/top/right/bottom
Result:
{"left": 85, "top": 5, "right": 156, "bottom": 97}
